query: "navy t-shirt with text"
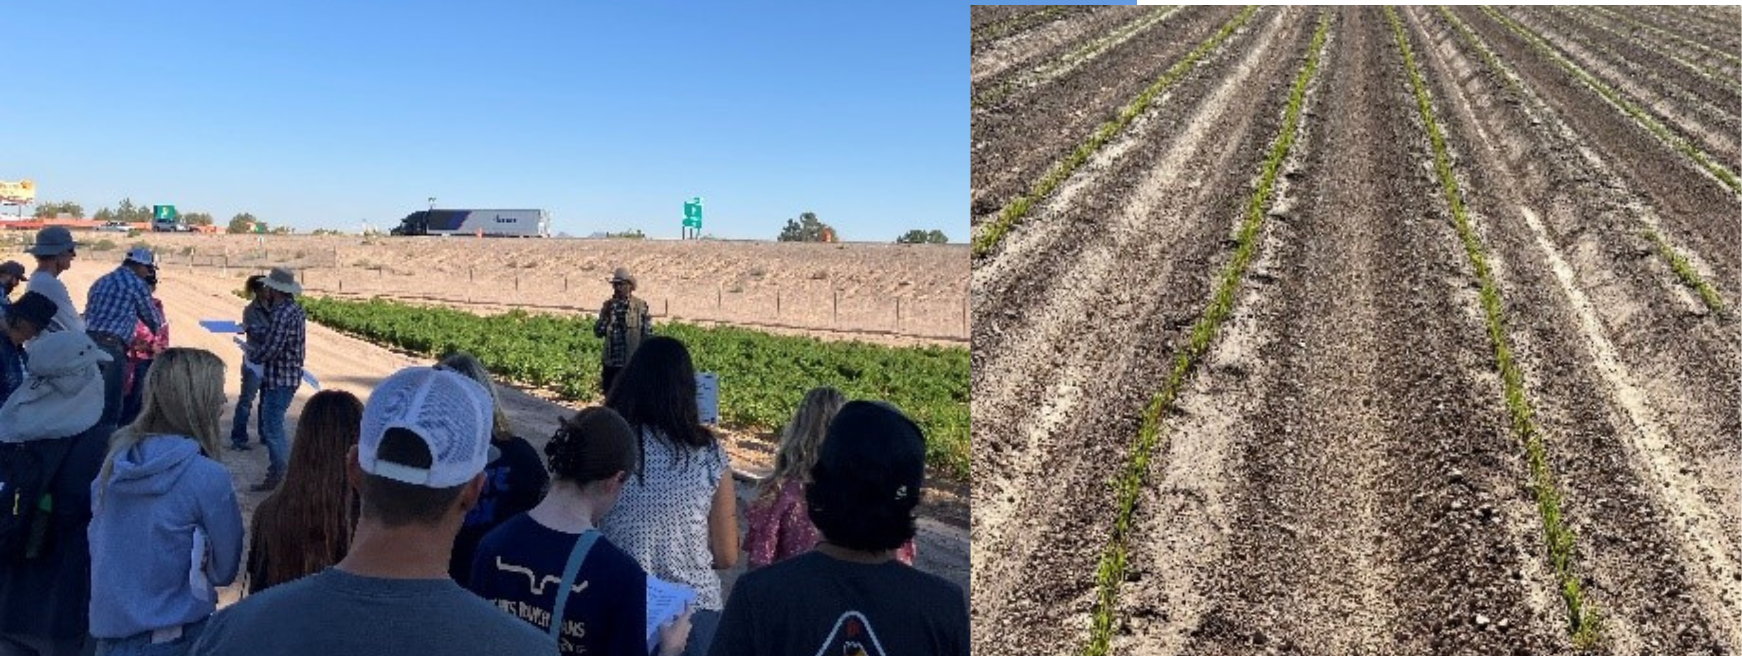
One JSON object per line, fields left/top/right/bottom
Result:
{"left": 467, "top": 514, "right": 648, "bottom": 656}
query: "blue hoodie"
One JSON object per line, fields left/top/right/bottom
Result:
{"left": 88, "top": 435, "right": 244, "bottom": 639}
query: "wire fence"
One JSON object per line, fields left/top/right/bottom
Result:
{"left": 72, "top": 242, "right": 969, "bottom": 343}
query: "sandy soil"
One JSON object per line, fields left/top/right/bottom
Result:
{"left": 80, "top": 234, "right": 969, "bottom": 345}
{"left": 972, "top": 6, "right": 1741, "bottom": 655}
{"left": 45, "top": 260, "right": 967, "bottom": 609}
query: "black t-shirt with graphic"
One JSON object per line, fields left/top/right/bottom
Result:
{"left": 467, "top": 514, "right": 648, "bottom": 656}
{"left": 450, "top": 436, "right": 549, "bottom": 586}
{"left": 710, "top": 551, "right": 969, "bottom": 656}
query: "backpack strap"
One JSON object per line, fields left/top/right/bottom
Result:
{"left": 548, "top": 528, "right": 600, "bottom": 643}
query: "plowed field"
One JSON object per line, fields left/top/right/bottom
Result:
{"left": 971, "top": 6, "right": 1742, "bottom": 655}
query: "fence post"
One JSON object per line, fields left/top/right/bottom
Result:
{"left": 515, "top": 274, "right": 519, "bottom": 291}
{"left": 469, "top": 267, "right": 474, "bottom": 282}
{"left": 833, "top": 289, "right": 839, "bottom": 326}
{"left": 716, "top": 283, "right": 722, "bottom": 310}
{"left": 776, "top": 289, "right": 781, "bottom": 317}
{"left": 896, "top": 298, "right": 902, "bottom": 333}
{"left": 564, "top": 276, "right": 568, "bottom": 292}
{"left": 664, "top": 298, "right": 668, "bottom": 317}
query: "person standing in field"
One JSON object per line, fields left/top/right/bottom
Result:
{"left": 24, "top": 226, "right": 83, "bottom": 334}
{"left": 601, "top": 336, "right": 737, "bottom": 656}
{"left": 84, "top": 247, "right": 165, "bottom": 427}
{"left": 711, "top": 402, "right": 968, "bottom": 656}
{"left": 0, "top": 292, "right": 57, "bottom": 408}
{"left": 88, "top": 348, "right": 245, "bottom": 656}
{"left": 743, "top": 387, "right": 916, "bottom": 570}
{"left": 186, "top": 366, "right": 554, "bottom": 656}
{"left": 437, "top": 352, "right": 549, "bottom": 587}
{"left": 0, "top": 261, "right": 25, "bottom": 306}
{"left": 246, "top": 390, "right": 364, "bottom": 594}
{"left": 229, "top": 275, "right": 269, "bottom": 452}
{"left": 594, "top": 268, "right": 651, "bottom": 395}
{"left": 245, "top": 268, "right": 306, "bottom": 492}
{"left": 119, "top": 271, "right": 169, "bottom": 426}
{"left": 0, "top": 332, "right": 117, "bottom": 656}
{"left": 466, "top": 407, "right": 693, "bottom": 656}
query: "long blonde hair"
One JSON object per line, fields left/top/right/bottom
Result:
{"left": 766, "top": 387, "right": 846, "bottom": 489}
{"left": 437, "top": 352, "right": 514, "bottom": 441}
{"left": 98, "top": 348, "right": 226, "bottom": 499}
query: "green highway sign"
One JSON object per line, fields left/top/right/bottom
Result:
{"left": 153, "top": 205, "right": 177, "bottom": 220}
{"left": 682, "top": 197, "right": 703, "bottom": 228}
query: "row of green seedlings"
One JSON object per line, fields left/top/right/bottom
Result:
{"left": 1476, "top": 6, "right": 1741, "bottom": 195}
{"left": 1387, "top": 6, "right": 1603, "bottom": 648}
{"left": 1433, "top": 6, "right": 1732, "bottom": 318}
{"left": 1535, "top": 5, "right": 1742, "bottom": 102}
{"left": 972, "top": 5, "right": 1070, "bottom": 47}
{"left": 1079, "top": 12, "right": 1328, "bottom": 656}
{"left": 974, "top": 6, "right": 1182, "bottom": 110}
{"left": 971, "top": 6, "right": 1261, "bottom": 258}
{"left": 1589, "top": 6, "right": 1741, "bottom": 68}
{"left": 1556, "top": 6, "right": 1742, "bottom": 94}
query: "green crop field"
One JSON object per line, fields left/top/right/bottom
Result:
{"left": 300, "top": 296, "right": 969, "bottom": 478}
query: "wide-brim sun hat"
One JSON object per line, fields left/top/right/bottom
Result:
{"left": 0, "top": 331, "right": 112, "bottom": 443}
{"left": 25, "top": 226, "right": 79, "bottom": 257}
{"left": 124, "top": 246, "right": 157, "bottom": 268}
{"left": 608, "top": 267, "right": 636, "bottom": 286}
{"left": 261, "top": 267, "right": 302, "bottom": 295}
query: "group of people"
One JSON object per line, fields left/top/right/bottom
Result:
{"left": 0, "top": 233, "right": 968, "bottom": 656}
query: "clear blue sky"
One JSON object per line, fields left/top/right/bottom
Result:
{"left": 3, "top": 1, "right": 962, "bottom": 241}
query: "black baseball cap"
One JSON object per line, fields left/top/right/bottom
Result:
{"left": 5, "top": 291, "right": 58, "bottom": 330}
{"left": 815, "top": 401, "right": 926, "bottom": 512}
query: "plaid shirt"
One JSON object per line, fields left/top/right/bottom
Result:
{"left": 594, "top": 296, "right": 651, "bottom": 366}
{"left": 85, "top": 267, "right": 162, "bottom": 341}
{"left": 248, "top": 298, "right": 306, "bottom": 388}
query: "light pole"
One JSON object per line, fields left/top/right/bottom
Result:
{"left": 428, "top": 196, "right": 436, "bottom": 212}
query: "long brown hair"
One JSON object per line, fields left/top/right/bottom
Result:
{"left": 766, "top": 387, "right": 846, "bottom": 489}
{"left": 249, "top": 390, "right": 363, "bottom": 592}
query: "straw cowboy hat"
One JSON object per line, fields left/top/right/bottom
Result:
{"left": 260, "top": 267, "right": 302, "bottom": 295}
{"left": 608, "top": 268, "right": 636, "bottom": 286}
{"left": 0, "top": 331, "right": 111, "bottom": 443}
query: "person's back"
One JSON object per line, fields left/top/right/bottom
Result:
{"left": 0, "top": 420, "right": 112, "bottom": 652}
{"left": 25, "top": 270, "right": 80, "bottom": 334}
{"left": 192, "top": 567, "right": 550, "bottom": 656}
{"left": 711, "top": 551, "right": 966, "bottom": 656}
{"left": 468, "top": 515, "right": 648, "bottom": 656}
{"left": 600, "top": 428, "right": 728, "bottom": 608}
{"left": 190, "top": 366, "right": 551, "bottom": 656}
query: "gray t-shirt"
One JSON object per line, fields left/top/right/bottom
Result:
{"left": 188, "top": 568, "right": 553, "bottom": 656}
{"left": 26, "top": 270, "right": 81, "bottom": 333}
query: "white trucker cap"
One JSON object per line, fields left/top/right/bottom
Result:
{"left": 359, "top": 366, "right": 495, "bottom": 488}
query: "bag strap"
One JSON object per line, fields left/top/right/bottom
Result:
{"left": 549, "top": 528, "right": 600, "bottom": 642}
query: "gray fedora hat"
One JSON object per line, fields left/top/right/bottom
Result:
{"left": 608, "top": 267, "right": 636, "bottom": 285}
{"left": 26, "top": 226, "right": 79, "bottom": 256}
{"left": 261, "top": 267, "right": 303, "bottom": 295}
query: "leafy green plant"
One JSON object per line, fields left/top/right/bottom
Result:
{"left": 299, "top": 296, "right": 969, "bottom": 478}
{"left": 1389, "top": 7, "right": 1601, "bottom": 647}
{"left": 973, "top": 6, "right": 1262, "bottom": 259}
{"left": 1478, "top": 6, "right": 1739, "bottom": 194}
{"left": 1080, "top": 12, "right": 1328, "bottom": 656}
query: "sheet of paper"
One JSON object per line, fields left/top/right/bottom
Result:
{"left": 645, "top": 575, "right": 696, "bottom": 654}
{"left": 695, "top": 373, "right": 719, "bottom": 425}
{"left": 233, "top": 337, "right": 319, "bottom": 390}
{"left": 200, "top": 319, "right": 245, "bottom": 334}
{"left": 190, "top": 526, "right": 212, "bottom": 603}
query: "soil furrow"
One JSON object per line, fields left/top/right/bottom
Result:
{"left": 974, "top": 6, "right": 1182, "bottom": 108}
{"left": 969, "top": 9, "right": 1316, "bottom": 656}
{"left": 1454, "top": 5, "right": 1742, "bottom": 284}
{"left": 1618, "top": 6, "right": 1742, "bottom": 69}
{"left": 970, "top": 6, "right": 1236, "bottom": 223}
{"left": 1562, "top": 6, "right": 1742, "bottom": 88}
{"left": 971, "top": 6, "right": 1157, "bottom": 86}
{"left": 1407, "top": 6, "right": 1742, "bottom": 652}
{"left": 1120, "top": 9, "right": 1564, "bottom": 654}
{"left": 971, "top": 5, "right": 1092, "bottom": 53}
{"left": 1504, "top": 6, "right": 1741, "bottom": 167}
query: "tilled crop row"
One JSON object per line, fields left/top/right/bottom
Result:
{"left": 970, "top": 7, "right": 1317, "bottom": 655}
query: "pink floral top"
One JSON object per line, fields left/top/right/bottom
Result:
{"left": 123, "top": 298, "right": 168, "bottom": 392}
{"left": 743, "top": 478, "right": 916, "bottom": 569}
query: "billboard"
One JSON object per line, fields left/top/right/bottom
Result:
{"left": 0, "top": 180, "right": 35, "bottom": 205}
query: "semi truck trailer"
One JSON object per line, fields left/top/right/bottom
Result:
{"left": 390, "top": 209, "right": 549, "bottom": 237}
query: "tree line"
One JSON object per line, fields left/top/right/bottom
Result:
{"left": 775, "top": 211, "right": 950, "bottom": 244}
{"left": 33, "top": 198, "right": 277, "bottom": 233}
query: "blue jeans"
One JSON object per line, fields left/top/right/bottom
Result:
{"left": 119, "top": 359, "right": 151, "bottom": 427}
{"left": 89, "top": 333, "right": 128, "bottom": 427}
{"left": 259, "top": 386, "right": 296, "bottom": 476}
{"left": 682, "top": 609, "right": 720, "bottom": 656}
{"left": 94, "top": 618, "right": 205, "bottom": 656}
{"left": 229, "top": 366, "right": 262, "bottom": 446}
